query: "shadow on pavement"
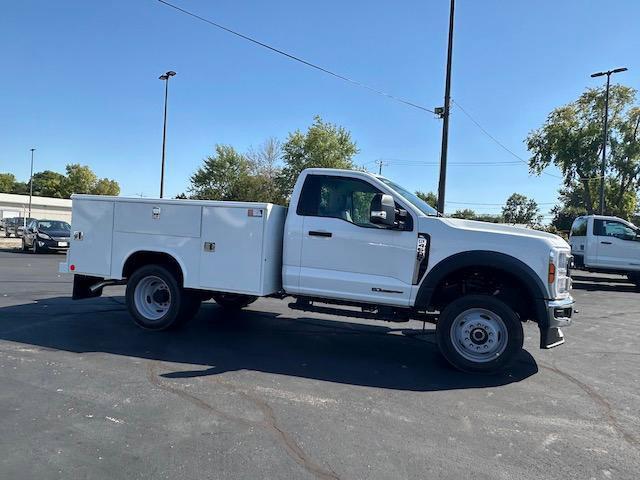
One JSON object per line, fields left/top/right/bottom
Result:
{"left": 0, "top": 296, "right": 538, "bottom": 392}
{"left": 571, "top": 274, "right": 639, "bottom": 293}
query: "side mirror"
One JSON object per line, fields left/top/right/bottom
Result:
{"left": 370, "top": 193, "right": 396, "bottom": 227}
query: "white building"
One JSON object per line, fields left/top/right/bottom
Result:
{"left": 0, "top": 193, "right": 72, "bottom": 222}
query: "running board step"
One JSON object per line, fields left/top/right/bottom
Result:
{"left": 288, "top": 299, "right": 412, "bottom": 323}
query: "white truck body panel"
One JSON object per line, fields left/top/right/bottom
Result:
{"left": 67, "top": 195, "right": 287, "bottom": 296}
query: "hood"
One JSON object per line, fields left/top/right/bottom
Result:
{"left": 40, "top": 230, "right": 70, "bottom": 238}
{"left": 433, "top": 218, "right": 570, "bottom": 249}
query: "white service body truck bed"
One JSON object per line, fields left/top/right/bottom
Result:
{"left": 63, "top": 195, "right": 287, "bottom": 297}
{"left": 60, "top": 168, "right": 575, "bottom": 374}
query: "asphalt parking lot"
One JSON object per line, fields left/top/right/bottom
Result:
{"left": 0, "top": 249, "right": 638, "bottom": 480}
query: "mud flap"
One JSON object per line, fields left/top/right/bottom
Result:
{"left": 72, "top": 274, "right": 105, "bottom": 300}
{"left": 540, "top": 327, "right": 565, "bottom": 349}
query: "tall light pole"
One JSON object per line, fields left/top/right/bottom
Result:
{"left": 590, "top": 67, "right": 627, "bottom": 214}
{"left": 28, "top": 148, "right": 35, "bottom": 219}
{"left": 436, "top": 0, "right": 455, "bottom": 215}
{"left": 158, "top": 70, "right": 176, "bottom": 198}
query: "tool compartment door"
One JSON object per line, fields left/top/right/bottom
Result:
{"left": 199, "top": 206, "right": 265, "bottom": 294}
{"left": 69, "top": 199, "right": 114, "bottom": 277}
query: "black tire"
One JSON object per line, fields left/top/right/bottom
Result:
{"left": 32, "top": 240, "right": 38, "bottom": 254}
{"left": 436, "top": 294, "right": 524, "bottom": 374}
{"left": 125, "top": 264, "right": 200, "bottom": 330}
{"left": 22, "top": 239, "right": 28, "bottom": 252}
{"left": 212, "top": 293, "right": 258, "bottom": 310}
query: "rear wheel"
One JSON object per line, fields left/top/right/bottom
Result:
{"left": 126, "top": 265, "right": 200, "bottom": 330}
{"left": 212, "top": 293, "right": 258, "bottom": 310}
{"left": 436, "top": 295, "right": 524, "bottom": 374}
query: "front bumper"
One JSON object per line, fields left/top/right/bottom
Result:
{"left": 36, "top": 237, "right": 70, "bottom": 251}
{"left": 540, "top": 296, "right": 574, "bottom": 349}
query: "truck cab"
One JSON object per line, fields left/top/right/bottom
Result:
{"left": 570, "top": 215, "right": 640, "bottom": 286}
{"left": 62, "top": 168, "right": 574, "bottom": 373}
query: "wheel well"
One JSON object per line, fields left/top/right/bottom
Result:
{"left": 429, "top": 266, "right": 536, "bottom": 322}
{"left": 122, "top": 251, "right": 184, "bottom": 286}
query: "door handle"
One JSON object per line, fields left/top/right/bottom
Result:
{"left": 600, "top": 241, "right": 612, "bottom": 245}
{"left": 308, "top": 231, "right": 332, "bottom": 238}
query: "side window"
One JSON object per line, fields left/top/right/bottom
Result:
{"left": 595, "top": 219, "right": 638, "bottom": 241}
{"left": 297, "top": 175, "right": 383, "bottom": 227}
{"left": 570, "top": 218, "right": 587, "bottom": 237}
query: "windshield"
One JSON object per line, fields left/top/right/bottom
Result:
{"left": 38, "top": 221, "right": 71, "bottom": 232}
{"left": 378, "top": 177, "right": 439, "bottom": 216}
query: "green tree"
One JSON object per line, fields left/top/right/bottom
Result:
{"left": 502, "top": 193, "right": 542, "bottom": 226}
{"left": 451, "top": 208, "right": 477, "bottom": 220}
{"left": 11, "top": 181, "right": 29, "bottom": 195}
{"left": 0, "top": 173, "right": 16, "bottom": 193}
{"left": 92, "top": 178, "right": 120, "bottom": 196}
{"left": 526, "top": 85, "right": 639, "bottom": 218}
{"left": 188, "top": 145, "right": 252, "bottom": 200}
{"left": 415, "top": 191, "right": 438, "bottom": 209}
{"left": 32, "top": 170, "right": 66, "bottom": 197}
{"left": 277, "top": 116, "right": 359, "bottom": 198}
{"left": 246, "top": 137, "right": 285, "bottom": 204}
{"left": 62, "top": 164, "right": 98, "bottom": 197}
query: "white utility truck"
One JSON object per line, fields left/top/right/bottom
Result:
{"left": 60, "top": 168, "right": 574, "bottom": 373}
{"left": 569, "top": 215, "right": 640, "bottom": 287}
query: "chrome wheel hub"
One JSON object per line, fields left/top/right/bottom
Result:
{"left": 450, "top": 308, "right": 508, "bottom": 363}
{"left": 134, "top": 276, "right": 171, "bottom": 321}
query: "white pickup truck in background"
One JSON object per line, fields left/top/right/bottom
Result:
{"left": 570, "top": 214, "right": 640, "bottom": 288}
{"left": 60, "top": 168, "right": 574, "bottom": 373}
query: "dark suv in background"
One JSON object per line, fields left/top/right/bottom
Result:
{"left": 5, "top": 217, "right": 35, "bottom": 238}
{"left": 22, "top": 219, "right": 71, "bottom": 253}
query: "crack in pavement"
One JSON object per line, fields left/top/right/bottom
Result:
{"left": 146, "top": 362, "right": 340, "bottom": 480}
{"left": 540, "top": 362, "right": 639, "bottom": 449}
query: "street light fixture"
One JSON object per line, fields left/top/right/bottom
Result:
{"left": 28, "top": 148, "right": 35, "bottom": 219}
{"left": 158, "top": 70, "right": 176, "bottom": 198}
{"left": 590, "top": 67, "right": 628, "bottom": 214}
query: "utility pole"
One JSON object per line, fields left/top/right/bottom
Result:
{"left": 374, "top": 159, "right": 388, "bottom": 175}
{"left": 590, "top": 67, "right": 627, "bottom": 214}
{"left": 436, "top": 0, "right": 455, "bottom": 215}
{"left": 28, "top": 148, "right": 35, "bottom": 219}
{"left": 158, "top": 70, "right": 176, "bottom": 198}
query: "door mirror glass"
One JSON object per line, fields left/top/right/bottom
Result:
{"left": 370, "top": 193, "right": 396, "bottom": 227}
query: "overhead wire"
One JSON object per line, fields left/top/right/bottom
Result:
{"left": 156, "top": 0, "right": 435, "bottom": 114}
{"left": 155, "top": 0, "right": 571, "bottom": 214}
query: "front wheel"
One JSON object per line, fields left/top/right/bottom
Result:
{"left": 436, "top": 295, "right": 524, "bottom": 374}
{"left": 126, "top": 265, "right": 200, "bottom": 330}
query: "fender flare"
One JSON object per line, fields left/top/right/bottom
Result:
{"left": 414, "top": 250, "right": 549, "bottom": 327}
{"left": 120, "top": 249, "right": 187, "bottom": 285}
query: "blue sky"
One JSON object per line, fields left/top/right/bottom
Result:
{"left": 1, "top": 0, "right": 639, "bottom": 217}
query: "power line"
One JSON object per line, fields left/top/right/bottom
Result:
{"left": 451, "top": 100, "right": 563, "bottom": 179}
{"left": 364, "top": 158, "right": 526, "bottom": 166}
{"left": 156, "top": 0, "right": 435, "bottom": 114}
{"left": 452, "top": 100, "right": 604, "bottom": 181}
{"left": 446, "top": 200, "right": 557, "bottom": 206}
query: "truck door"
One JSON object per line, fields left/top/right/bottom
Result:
{"left": 594, "top": 219, "right": 640, "bottom": 269}
{"left": 295, "top": 174, "right": 417, "bottom": 306}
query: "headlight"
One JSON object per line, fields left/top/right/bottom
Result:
{"left": 37, "top": 232, "right": 51, "bottom": 240}
{"left": 549, "top": 249, "right": 571, "bottom": 297}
